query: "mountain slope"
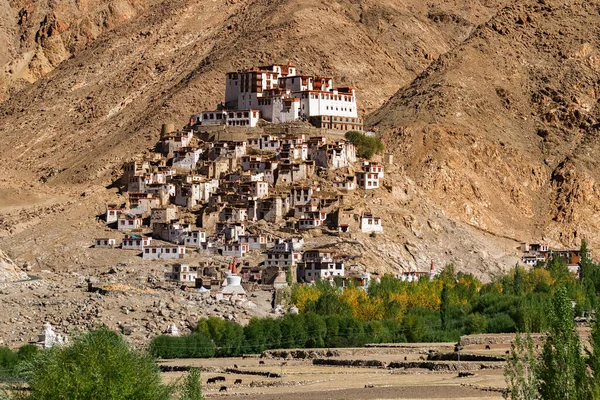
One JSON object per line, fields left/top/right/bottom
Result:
{"left": 367, "top": 0, "right": 600, "bottom": 248}
{"left": 0, "top": 0, "right": 502, "bottom": 186}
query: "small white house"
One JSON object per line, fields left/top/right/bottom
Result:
{"left": 173, "top": 147, "right": 203, "bottom": 170}
{"left": 122, "top": 235, "right": 152, "bottom": 250}
{"left": 264, "top": 239, "right": 302, "bottom": 268}
{"left": 167, "top": 263, "right": 197, "bottom": 283}
{"left": 142, "top": 245, "right": 186, "bottom": 259}
{"left": 238, "top": 234, "right": 269, "bottom": 250}
{"left": 117, "top": 214, "right": 143, "bottom": 230}
{"left": 94, "top": 238, "right": 116, "bottom": 248}
{"left": 223, "top": 242, "right": 249, "bottom": 258}
{"left": 355, "top": 171, "right": 380, "bottom": 190}
{"left": 360, "top": 213, "right": 383, "bottom": 233}
{"left": 298, "top": 260, "right": 345, "bottom": 283}
{"left": 362, "top": 161, "right": 384, "bottom": 178}
{"left": 184, "top": 230, "right": 206, "bottom": 248}
{"left": 106, "top": 205, "right": 123, "bottom": 223}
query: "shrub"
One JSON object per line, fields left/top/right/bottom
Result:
{"left": 345, "top": 131, "right": 384, "bottom": 159}
{"left": 24, "top": 328, "right": 171, "bottom": 400}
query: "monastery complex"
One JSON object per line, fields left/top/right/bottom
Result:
{"left": 191, "top": 63, "right": 363, "bottom": 131}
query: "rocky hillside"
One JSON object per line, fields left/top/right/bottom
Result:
{"left": 0, "top": 249, "right": 27, "bottom": 282}
{"left": 367, "top": 0, "right": 600, "bottom": 249}
{"left": 0, "top": 0, "right": 502, "bottom": 186}
{"left": 0, "top": 0, "right": 153, "bottom": 103}
{"left": 2, "top": 0, "right": 598, "bottom": 277}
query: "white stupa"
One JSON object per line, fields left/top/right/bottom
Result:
{"left": 166, "top": 324, "right": 179, "bottom": 336}
{"left": 220, "top": 262, "right": 246, "bottom": 300}
{"left": 37, "top": 323, "right": 65, "bottom": 348}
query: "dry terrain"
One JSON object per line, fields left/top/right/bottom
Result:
{"left": 0, "top": 0, "right": 597, "bottom": 282}
{"left": 0, "top": 0, "right": 599, "bottom": 379}
{"left": 0, "top": 0, "right": 525, "bottom": 281}
{"left": 160, "top": 343, "right": 508, "bottom": 399}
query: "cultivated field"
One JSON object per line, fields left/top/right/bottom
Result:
{"left": 161, "top": 341, "right": 509, "bottom": 399}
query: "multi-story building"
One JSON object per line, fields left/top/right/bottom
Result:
{"left": 213, "top": 63, "right": 363, "bottom": 128}
{"left": 297, "top": 250, "right": 344, "bottom": 282}
{"left": 264, "top": 239, "right": 301, "bottom": 268}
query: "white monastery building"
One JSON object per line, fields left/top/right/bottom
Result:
{"left": 192, "top": 63, "right": 363, "bottom": 131}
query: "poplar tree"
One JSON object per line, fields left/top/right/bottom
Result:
{"left": 440, "top": 283, "right": 450, "bottom": 331}
{"left": 537, "top": 287, "right": 588, "bottom": 400}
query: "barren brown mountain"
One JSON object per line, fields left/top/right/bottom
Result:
{"left": 0, "top": 0, "right": 597, "bottom": 279}
{"left": 367, "top": 0, "right": 600, "bottom": 249}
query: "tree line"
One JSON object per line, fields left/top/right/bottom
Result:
{"left": 150, "top": 247, "right": 594, "bottom": 359}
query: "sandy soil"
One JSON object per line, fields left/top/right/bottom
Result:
{"left": 160, "top": 345, "right": 507, "bottom": 400}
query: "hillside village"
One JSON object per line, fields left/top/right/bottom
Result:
{"left": 96, "top": 63, "right": 404, "bottom": 301}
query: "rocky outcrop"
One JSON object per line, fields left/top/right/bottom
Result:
{"left": 0, "top": 250, "right": 27, "bottom": 282}
{"left": 0, "top": 0, "right": 149, "bottom": 101}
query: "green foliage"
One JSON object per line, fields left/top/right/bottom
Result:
{"left": 0, "top": 347, "right": 19, "bottom": 378}
{"left": 538, "top": 287, "right": 588, "bottom": 400}
{"left": 344, "top": 131, "right": 384, "bottom": 159}
{"left": 150, "top": 263, "right": 599, "bottom": 360}
{"left": 504, "top": 333, "right": 539, "bottom": 400}
{"left": 149, "top": 333, "right": 216, "bottom": 359}
{"left": 440, "top": 283, "right": 450, "bottom": 331}
{"left": 178, "top": 368, "right": 204, "bottom": 400}
{"left": 23, "top": 328, "right": 171, "bottom": 400}
{"left": 0, "top": 344, "right": 40, "bottom": 381}
{"left": 465, "top": 313, "right": 487, "bottom": 334}
{"left": 513, "top": 266, "right": 524, "bottom": 296}
{"left": 196, "top": 317, "right": 243, "bottom": 357}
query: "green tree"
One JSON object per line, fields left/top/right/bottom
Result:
{"left": 580, "top": 240, "right": 591, "bottom": 283}
{"left": 513, "top": 266, "right": 523, "bottom": 297}
{"left": 344, "top": 131, "right": 384, "bottom": 159}
{"left": 23, "top": 328, "right": 171, "bottom": 400}
{"left": 584, "top": 315, "right": 600, "bottom": 399}
{"left": 537, "top": 287, "right": 588, "bottom": 400}
{"left": 504, "top": 333, "right": 540, "bottom": 400}
{"left": 440, "top": 283, "right": 450, "bottom": 331}
{"left": 178, "top": 368, "right": 204, "bottom": 400}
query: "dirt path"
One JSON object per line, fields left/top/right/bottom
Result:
{"left": 231, "top": 385, "right": 501, "bottom": 400}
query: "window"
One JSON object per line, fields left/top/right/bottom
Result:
{"left": 152, "top": 249, "right": 157, "bottom": 254}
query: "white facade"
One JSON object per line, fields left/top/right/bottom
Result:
{"left": 184, "top": 230, "right": 206, "bottom": 247}
{"left": 106, "top": 206, "right": 123, "bottom": 223}
{"left": 362, "top": 161, "right": 384, "bottom": 178}
{"left": 122, "top": 235, "right": 152, "bottom": 250}
{"left": 142, "top": 245, "right": 186, "bottom": 259}
{"left": 173, "top": 147, "right": 203, "bottom": 170}
{"left": 240, "top": 181, "right": 269, "bottom": 200}
{"left": 175, "top": 179, "right": 219, "bottom": 208}
{"left": 118, "top": 215, "right": 143, "bottom": 230}
{"left": 223, "top": 242, "right": 249, "bottom": 258}
{"left": 95, "top": 238, "right": 116, "bottom": 248}
{"left": 264, "top": 239, "right": 301, "bottom": 268}
{"left": 356, "top": 172, "right": 380, "bottom": 190}
{"left": 238, "top": 234, "right": 269, "bottom": 250}
{"left": 360, "top": 214, "right": 383, "bottom": 233}
{"left": 168, "top": 263, "right": 197, "bottom": 283}
{"left": 311, "top": 142, "right": 356, "bottom": 169}
{"left": 222, "top": 64, "right": 359, "bottom": 125}
{"left": 190, "top": 109, "right": 260, "bottom": 128}
{"left": 298, "top": 261, "right": 344, "bottom": 282}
